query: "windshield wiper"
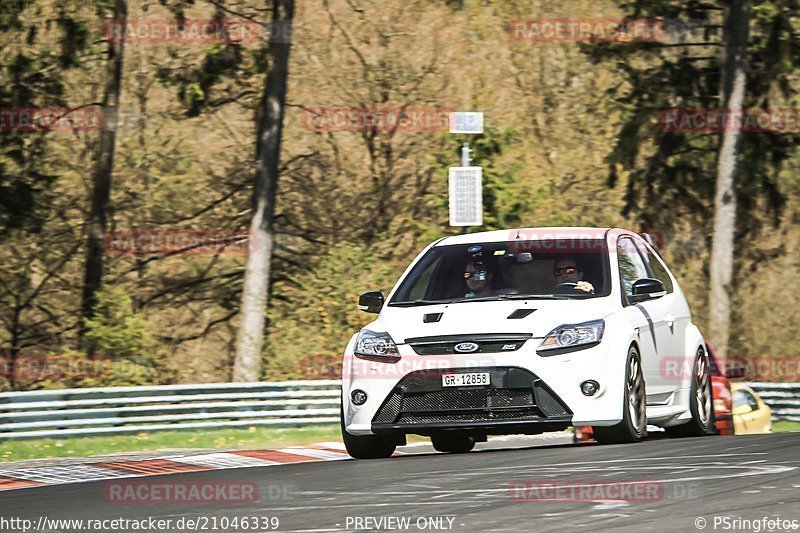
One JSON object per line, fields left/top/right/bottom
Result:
{"left": 494, "top": 294, "right": 572, "bottom": 300}
{"left": 389, "top": 299, "right": 457, "bottom": 307}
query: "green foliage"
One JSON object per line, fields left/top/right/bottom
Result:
{"left": 175, "top": 43, "right": 245, "bottom": 116}
{"left": 585, "top": 0, "right": 797, "bottom": 234}
{"left": 264, "top": 242, "right": 404, "bottom": 379}
{"left": 56, "top": 11, "right": 90, "bottom": 68}
{"left": 84, "top": 285, "right": 154, "bottom": 360}
{"left": 80, "top": 286, "right": 169, "bottom": 386}
{"left": 0, "top": 0, "right": 33, "bottom": 32}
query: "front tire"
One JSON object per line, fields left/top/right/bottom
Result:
{"left": 340, "top": 405, "right": 396, "bottom": 459}
{"left": 666, "top": 347, "right": 714, "bottom": 438}
{"left": 594, "top": 345, "right": 647, "bottom": 444}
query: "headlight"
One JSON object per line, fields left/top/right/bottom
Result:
{"left": 354, "top": 330, "right": 400, "bottom": 362}
{"left": 538, "top": 319, "right": 605, "bottom": 355}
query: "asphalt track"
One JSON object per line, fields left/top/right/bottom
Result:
{"left": 2, "top": 432, "right": 799, "bottom": 533}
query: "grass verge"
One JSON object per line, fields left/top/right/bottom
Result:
{"left": 0, "top": 425, "right": 429, "bottom": 463}
{"left": 771, "top": 420, "right": 800, "bottom": 433}
{"left": 0, "top": 424, "right": 344, "bottom": 462}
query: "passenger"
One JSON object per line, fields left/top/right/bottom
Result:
{"left": 553, "top": 257, "right": 594, "bottom": 293}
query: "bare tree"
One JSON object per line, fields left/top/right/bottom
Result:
{"left": 80, "top": 0, "right": 128, "bottom": 349}
{"left": 233, "top": 0, "right": 294, "bottom": 381}
{"left": 709, "top": 0, "right": 751, "bottom": 362}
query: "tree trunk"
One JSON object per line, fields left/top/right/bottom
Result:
{"left": 709, "top": 0, "right": 750, "bottom": 363}
{"left": 80, "top": 0, "right": 128, "bottom": 350}
{"left": 233, "top": 0, "right": 294, "bottom": 382}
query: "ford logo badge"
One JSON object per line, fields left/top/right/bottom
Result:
{"left": 454, "top": 342, "right": 479, "bottom": 353}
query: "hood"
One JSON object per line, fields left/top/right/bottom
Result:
{"left": 367, "top": 298, "right": 613, "bottom": 344}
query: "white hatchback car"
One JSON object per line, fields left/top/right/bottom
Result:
{"left": 340, "top": 228, "right": 714, "bottom": 458}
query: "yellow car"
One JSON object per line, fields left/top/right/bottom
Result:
{"left": 732, "top": 383, "right": 772, "bottom": 434}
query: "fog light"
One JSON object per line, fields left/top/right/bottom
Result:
{"left": 580, "top": 380, "right": 600, "bottom": 396}
{"left": 351, "top": 389, "right": 368, "bottom": 405}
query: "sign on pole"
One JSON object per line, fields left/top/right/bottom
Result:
{"left": 448, "top": 167, "right": 483, "bottom": 226}
{"left": 449, "top": 112, "right": 484, "bottom": 134}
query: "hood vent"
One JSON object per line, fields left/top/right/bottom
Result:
{"left": 423, "top": 312, "right": 443, "bottom": 323}
{"left": 507, "top": 309, "right": 536, "bottom": 319}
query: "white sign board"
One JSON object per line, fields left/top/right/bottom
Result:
{"left": 448, "top": 167, "right": 483, "bottom": 226}
{"left": 449, "top": 112, "right": 484, "bottom": 134}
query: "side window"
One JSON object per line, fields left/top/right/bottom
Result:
{"left": 617, "top": 237, "right": 650, "bottom": 299}
{"left": 635, "top": 240, "right": 674, "bottom": 293}
{"left": 733, "top": 390, "right": 759, "bottom": 411}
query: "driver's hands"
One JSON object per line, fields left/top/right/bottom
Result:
{"left": 576, "top": 281, "right": 594, "bottom": 293}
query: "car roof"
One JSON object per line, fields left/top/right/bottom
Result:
{"left": 435, "top": 227, "right": 628, "bottom": 246}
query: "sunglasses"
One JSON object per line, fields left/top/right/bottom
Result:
{"left": 464, "top": 270, "right": 488, "bottom": 281}
{"left": 554, "top": 266, "right": 577, "bottom": 276}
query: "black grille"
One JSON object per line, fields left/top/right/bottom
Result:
{"left": 405, "top": 334, "right": 532, "bottom": 356}
{"left": 411, "top": 341, "right": 527, "bottom": 355}
{"left": 399, "top": 410, "right": 542, "bottom": 424}
{"left": 373, "top": 391, "right": 403, "bottom": 423}
{"left": 536, "top": 386, "right": 570, "bottom": 416}
{"left": 371, "top": 367, "right": 572, "bottom": 428}
{"left": 403, "top": 388, "right": 533, "bottom": 412}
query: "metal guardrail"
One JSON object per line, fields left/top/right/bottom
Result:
{"left": 0, "top": 380, "right": 795, "bottom": 440}
{"left": 0, "top": 381, "right": 342, "bottom": 440}
{"left": 743, "top": 382, "right": 800, "bottom": 423}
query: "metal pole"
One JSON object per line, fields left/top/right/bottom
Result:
{"left": 461, "top": 142, "right": 472, "bottom": 167}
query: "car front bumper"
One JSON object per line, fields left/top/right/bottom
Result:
{"left": 342, "top": 337, "right": 627, "bottom": 436}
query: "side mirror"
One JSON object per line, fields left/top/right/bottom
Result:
{"left": 629, "top": 278, "right": 666, "bottom": 303}
{"left": 358, "top": 291, "right": 384, "bottom": 314}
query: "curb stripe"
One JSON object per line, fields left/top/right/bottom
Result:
{"left": 96, "top": 459, "right": 214, "bottom": 476}
{"left": 233, "top": 450, "right": 321, "bottom": 464}
{"left": 0, "top": 476, "right": 45, "bottom": 490}
{"left": 275, "top": 448, "right": 349, "bottom": 460}
{"left": 0, "top": 444, "right": 352, "bottom": 493}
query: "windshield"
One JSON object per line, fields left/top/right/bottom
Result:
{"left": 389, "top": 239, "right": 611, "bottom": 305}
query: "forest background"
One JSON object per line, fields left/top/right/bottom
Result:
{"left": 1, "top": 0, "right": 798, "bottom": 391}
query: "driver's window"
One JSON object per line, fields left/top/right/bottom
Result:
{"left": 617, "top": 237, "right": 649, "bottom": 298}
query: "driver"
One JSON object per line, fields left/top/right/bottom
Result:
{"left": 464, "top": 261, "right": 495, "bottom": 298}
{"left": 553, "top": 257, "right": 594, "bottom": 293}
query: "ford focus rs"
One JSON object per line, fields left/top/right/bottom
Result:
{"left": 340, "top": 228, "right": 714, "bottom": 458}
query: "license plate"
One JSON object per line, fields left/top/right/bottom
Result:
{"left": 442, "top": 372, "right": 490, "bottom": 387}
